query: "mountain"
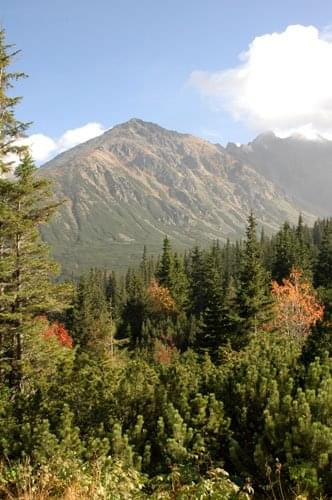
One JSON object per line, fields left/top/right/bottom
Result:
{"left": 39, "top": 119, "right": 315, "bottom": 275}
{"left": 226, "top": 132, "right": 332, "bottom": 216}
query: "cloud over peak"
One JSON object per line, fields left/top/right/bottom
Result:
{"left": 189, "top": 25, "right": 332, "bottom": 140}
{"left": 26, "top": 122, "right": 107, "bottom": 163}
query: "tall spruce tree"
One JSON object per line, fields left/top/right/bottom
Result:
{"left": 0, "top": 154, "right": 68, "bottom": 384}
{"left": 200, "top": 253, "right": 224, "bottom": 353}
{"left": 314, "top": 220, "right": 332, "bottom": 289}
{"left": 221, "top": 239, "right": 233, "bottom": 289}
{"left": 171, "top": 253, "right": 188, "bottom": 310}
{"left": 156, "top": 237, "right": 188, "bottom": 310}
{"left": 272, "top": 222, "right": 298, "bottom": 282}
{"left": 0, "top": 29, "right": 30, "bottom": 173}
{"left": 72, "top": 269, "right": 111, "bottom": 351}
{"left": 235, "top": 213, "right": 272, "bottom": 347}
{"left": 106, "top": 271, "right": 121, "bottom": 319}
{"left": 295, "top": 213, "right": 312, "bottom": 279}
{"left": 121, "top": 269, "right": 146, "bottom": 346}
{"left": 156, "top": 236, "right": 173, "bottom": 289}
{"left": 139, "top": 245, "right": 155, "bottom": 287}
{"left": 0, "top": 30, "right": 69, "bottom": 385}
{"left": 188, "top": 246, "right": 209, "bottom": 317}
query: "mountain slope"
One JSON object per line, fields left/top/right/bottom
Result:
{"left": 226, "top": 132, "right": 332, "bottom": 216}
{"left": 40, "top": 119, "right": 314, "bottom": 274}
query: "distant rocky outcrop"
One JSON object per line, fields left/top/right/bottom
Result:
{"left": 226, "top": 132, "right": 332, "bottom": 216}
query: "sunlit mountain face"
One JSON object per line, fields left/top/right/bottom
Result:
{"left": 39, "top": 119, "right": 318, "bottom": 275}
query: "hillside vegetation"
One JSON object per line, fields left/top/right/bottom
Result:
{"left": 2, "top": 30, "right": 332, "bottom": 499}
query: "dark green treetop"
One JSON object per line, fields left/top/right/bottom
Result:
{"left": 0, "top": 29, "right": 30, "bottom": 173}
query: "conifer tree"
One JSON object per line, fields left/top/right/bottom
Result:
{"left": 295, "top": 213, "right": 312, "bottom": 279}
{"left": 171, "top": 253, "right": 188, "bottom": 310}
{"left": 0, "top": 29, "right": 30, "bottom": 173}
{"left": 210, "top": 240, "right": 223, "bottom": 273}
{"left": 72, "top": 269, "right": 111, "bottom": 351}
{"left": 199, "top": 254, "right": 238, "bottom": 354}
{"left": 156, "top": 236, "right": 173, "bottom": 289}
{"left": 188, "top": 246, "right": 209, "bottom": 317}
{"left": 156, "top": 237, "right": 188, "bottom": 310}
{"left": 235, "top": 213, "right": 272, "bottom": 347}
{"left": 121, "top": 270, "right": 146, "bottom": 346}
{"left": 0, "top": 154, "right": 68, "bottom": 384}
{"left": 106, "top": 270, "right": 122, "bottom": 320}
{"left": 221, "top": 239, "right": 233, "bottom": 289}
{"left": 139, "top": 245, "right": 155, "bottom": 287}
{"left": 272, "top": 222, "right": 298, "bottom": 282}
{"left": 219, "top": 277, "right": 238, "bottom": 344}
{"left": 312, "top": 218, "right": 326, "bottom": 246}
{"left": 200, "top": 253, "right": 224, "bottom": 352}
{"left": 314, "top": 220, "right": 332, "bottom": 288}
{"left": 233, "top": 240, "right": 243, "bottom": 283}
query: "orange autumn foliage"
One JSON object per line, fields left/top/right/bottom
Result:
{"left": 271, "top": 268, "right": 324, "bottom": 340}
{"left": 38, "top": 316, "right": 73, "bottom": 348}
{"left": 147, "top": 279, "right": 176, "bottom": 315}
{"left": 153, "top": 338, "right": 176, "bottom": 365}
{"left": 43, "top": 322, "right": 73, "bottom": 349}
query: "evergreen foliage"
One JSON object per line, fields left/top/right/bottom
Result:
{"left": 272, "top": 221, "right": 299, "bottom": 282}
{"left": 4, "top": 28, "right": 332, "bottom": 499}
{"left": 314, "top": 219, "right": 332, "bottom": 288}
{"left": 234, "top": 213, "right": 272, "bottom": 348}
{"left": 72, "top": 269, "right": 112, "bottom": 352}
{"left": 0, "top": 154, "right": 69, "bottom": 386}
{"left": 0, "top": 29, "right": 30, "bottom": 173}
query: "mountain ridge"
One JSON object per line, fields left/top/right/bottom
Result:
{"left": 226, "top": 131, "right": 332, "bottom": 216}
{"left": 39, "top": 119, "right": 320, "bottom": 275}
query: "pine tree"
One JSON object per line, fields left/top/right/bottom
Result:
{"left": 72, "top": 269, "right": 111, "bottom": 352}
{"left": 295, "top": 213, "right": 312, "bottom": 279}
{"left": 233, "top": 240, "right": 243, "bottom": 284}
{"left": 156, "top": 237, "right": 188, "bottom": 310}
{"left": 106, "top": 270, "right": 122, "bottom": 320}
{"left": 139, "top": 245, "right": 155, "bottom": 287}
{"left": 314, "top": 220, "right": 332, "bottom": 288}
{"left": 0, "top": 29, "right": 30, "bottom": 173}
{"left": 312, "top": 218, "right": 325, "bottom": 247}
{"left": 156, "top": 236, "right": 173, "bottom": 289}
{"left": 221, "top": 239, "right": 233, "bottom": 289}
{"left": 235, "top": 213, "right": 272, "bottom": 347}
{"left": 200, "top": 253, "right": 224, "bottom": 352}
{"left": 219, "top": 277, "right": 238, "bottom": 345}
{"left": 0, "top": 154, "right": 69, "bottom": 385}
{"left": 272, "top": 222, "right": 298, "bottom": 282}
{"left": 171, "top": 253, "right": 188, "bottom": 310}
{"left": 188, "top": 246, "right": 209, "bottom": 317}
{"left": 121, "top": 270, "right": 146, "bottom": 346}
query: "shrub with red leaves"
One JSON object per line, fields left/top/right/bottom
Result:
{"left": 42, "top": 321, "right": 73, "bottom": 348}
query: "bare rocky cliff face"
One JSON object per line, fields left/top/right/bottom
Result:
{"left": 40, "top": 119, "right": 315, "bottom": 274}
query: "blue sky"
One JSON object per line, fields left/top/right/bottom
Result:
{"left": 3, "top": 1, "right": 332, "bottom": 161}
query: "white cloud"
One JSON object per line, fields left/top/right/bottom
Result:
{"left": 24, "top": 122, "right": 107, "bottom": 164}
{"left": 57, "top": 123, "right": 106, "bottom": 152}
{"left": 25, "top": 134, "right": 57, "bottom": 163}
{"left": 189, "top": 25, "right": 332, "bottom": 140}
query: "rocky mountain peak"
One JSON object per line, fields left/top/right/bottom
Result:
{"left": 38, "top": 119, "right": 317, "bottom": 275}
{"left": 104, "top": 118, "right": 191, "bottom": 146}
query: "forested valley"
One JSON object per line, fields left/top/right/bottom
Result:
{"left": 2, "top": 29, "right": 332, "bottom": 500}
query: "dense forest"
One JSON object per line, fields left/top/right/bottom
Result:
{"left": 2, "top": 29, "right": 332, "bottom": 499}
